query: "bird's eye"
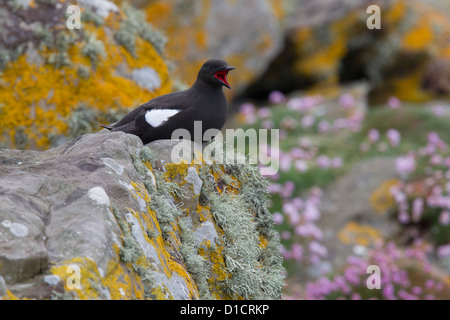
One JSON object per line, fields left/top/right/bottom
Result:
{"left": 209, "top": 66, "right": 213, "bottom": 70}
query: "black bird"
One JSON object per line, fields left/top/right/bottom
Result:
{"left": 101, "top": 59, "right": 235, "bottom": 144}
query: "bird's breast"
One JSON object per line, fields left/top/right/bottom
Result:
{"left": 194, "top": 99, "right": 227, "bottom": 130}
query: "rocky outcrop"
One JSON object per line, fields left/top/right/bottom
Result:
{"left": 0, "top": 0, "right": 283, "bottom": 150}
{"left": 244, "top": 0, "right": 450, "bottom": 103}
{"left": 142, "top": 0, "right": 283, "bottom": 94}
{"left": 0, "top": 0, "right": 171, "bottom": 149}
{"left": 0, "top": 132, "right": 284, "bottom": 300}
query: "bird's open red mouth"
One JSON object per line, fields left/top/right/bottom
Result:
{"left": 215, "top": 67, "right": 234, "bottom": 89}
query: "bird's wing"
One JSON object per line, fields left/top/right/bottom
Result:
{"left": 110, "top": 108, "right": 148, "bottom": 135}
{"left": 107, "top": 90, "right": 195, "bottom": 129}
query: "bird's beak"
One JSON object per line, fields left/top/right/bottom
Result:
{"left": 216, "top": 66, "right": 235, "bottom": 89}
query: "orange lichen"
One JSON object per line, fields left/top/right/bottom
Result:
{"left": 0, "top": 11, "right": 171, "bottom": 149}
{"left": 197, "top": 239, "right": 233, "bottom": 300}
{"left": 337, "top": 222, "right": 382, "bottom": 247}
{"left": 128, "top": 181, "right": 199, "bottom": 299}
{"left": 1, "top": 290, "right": 20, "bottom": 300}
{"left": 370, "top": 179, "right": 400, "bottom": 214}
{"left": 50, "top": 255, "right": 145, "bottom": 300}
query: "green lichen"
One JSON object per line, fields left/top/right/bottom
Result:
{"left": 80, "top": 7, "right": 105, "bottom": 27}
{"left": 114, "top": 3, "right": 166, "bottom": 55}
{"left": 45, "top": 31, "right": 78, "bottom": 68}
{"left": 139, "top": 147, "right": 157, "bottom": 167}
{"left": 82, "top": 34, "right": 106, "bottom": 64}
{"left": 67, "top": 104, "right": 97, "bottom": 138}
{"left": 198, "top": 161, "right": 285, "bottom": 300}
{"left": 66, "top": 104, "right": 128, "bottom": 140}
{"left": 76, "top": 64, "right": 91, "bottom": 79}
{"left": 178, "top": 216, "right": 212, "bottom": 300}
{"left": 129, "top": 143, "right": 284, "bottom": 300}
{"left": 146, "top": 227, "right": 160, "bottom": 239}
{"left": 111, "top": 205, "right": 155, "bottom": 298}
{"left": 0, "top": 52, "right": 11, "bottom": 71}
{"left": 131, "top": 152, "right": 183, "bottom": 239}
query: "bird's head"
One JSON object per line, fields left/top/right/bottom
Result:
{"left": 197, "top": 59, "right": 235, "bottom": 89}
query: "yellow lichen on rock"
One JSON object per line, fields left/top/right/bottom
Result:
{"left": 0, "top": 3, "right": 171, "bottom": 149}
{"left": 280, "top": 0, "right": 450, "bottom": 102}
{"left": 50, "top": 255, "right": 145, "bottom": 300}
{"left": 370, "top": 179, "right": 400, "bottom": 214}
{"left": 337, "top": 222, "right": 382, "bottom": 247}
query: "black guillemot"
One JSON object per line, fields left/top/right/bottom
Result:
{"left": 100, "top": 59, "right": 235, "bottom": 144}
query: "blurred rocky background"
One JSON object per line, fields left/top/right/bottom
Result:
{"left": 1, "top": 0, "right": 450, "bottom": 299}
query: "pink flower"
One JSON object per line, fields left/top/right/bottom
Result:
{"left": 302, "top": 96, "right": 319, "bottom": 111}
{"left": 444, "top": 157, "right": 450, "bottom": 167}
{"left": 301, "top": 115, "right": 315, "bottom": 128}
{"left": 318, "top": 120, "right": 331, "bottom": 133}
{"left": 291, "top": 243, "right": 303, "bottom": 261}
{"left": 430, "top": 154, "right": 443, "bottom": 166}
{"left": 437, "top": 244, "right": 450, "bottom": 259}
{"left": 309, "top": 241, "right": 328, "bottom": 258}
{"left": 332, "top": 157, "right": 343, "bottom": 168}
{"left": 292, "top": 197, "right": 304, "bottom": 209}
{"left": 279, "top": 153, "right": 292, "bottom": 172}
{"left": 344, "top": 267, "right": 360, "bottom": 285}
{"left": 283, "top": 203, "right": 300, "bottom": 225}
{"left": 280, "top": 245, "right": 290, "bottom": 259}
{"left": 387, "top": 96, "right": 401, "bottom": 109}
{"left": 425, "top": 279, "right": 435, "bottom": 290}
{"left": 339, "top": 93, "right": 355, "bottom": 109}
{"left": 398, "top": 290, "right": 419, "bottom": 300}
{"left": 273, "top": 212, "right": 284, "bottom": 224}
{"left": 239, "top": 103, "right": 256, "bottom": 124}
{"left": 240, "top": 102, "right": 255, "bottom": 114}
{"left": 281, "top": 231, "right": 291, "bottom": 240}
{"left": 411, "top": 286, "right": 422, "bottom": 295}
{"left": 294, "top": 160, "right": 308, "bottom": 172}
{"left": 383, "top": 283, "right": 396, "bottom": 300}
{"left": 267, "top": 183, "right": 281, "bottom": 194}
{"left": 257, "top": 107, "right": 272, "bottom": 118}
{"left": 368, "top": 129, "right": 380, "bottom": 143}
{"left": 280, "top": 180, "right": 295, "bottom": 198}
{"left": 268, "top": 90, "right": 285, "bottom": 104}
{"left": 316, "top": 155, "right": 330, "bottom": 168}
{"left": 432, "top": 105, "right": 445, "bottom": 116}
{"left": 261, "top": 120, "right": 274, "bottom": 129}
{"left": 303, "top": 202, "right": 320, "bottom": 221}
{"left": 298, "top": 137, "right": 312, "bottom": 148}
{"left": 287, "top": 97, "right": 303, "bottom": 111}
{"left": 398, "top": 211, "right": 410, "bottom": 224}
{"left": 439, "top": 211, "right": 450, "bottom": 225}
{"left": 395, "top": 155, "right": 416, "bottom": 176}
{"left": 386, "top": 129, "right": 401, "bottom": 147}
{"left": 428, "top": 132, "right": 441, "bottom": 145}
{"left": 290, "top": 147, "right": 305, "bottom": 159}
{"left": 295, "top": 223, "right": 323, "bottom": 240}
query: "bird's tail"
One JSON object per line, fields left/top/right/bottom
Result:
{"left": 100, "top": 124, "right": 114, "bottom": 130}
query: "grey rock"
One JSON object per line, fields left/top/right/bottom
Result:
{"left": 0, "top": 132, "right": 284, "bottom": 300}
{"left": 319, "top": 157, "right": 400, "bottom": 268}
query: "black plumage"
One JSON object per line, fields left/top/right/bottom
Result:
{"left": 101, "top": 59, "right": 234, "bottom": 144}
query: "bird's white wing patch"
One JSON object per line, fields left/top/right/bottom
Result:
{"left": 145, "top": 109, "right": 181, "bottom": 127}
